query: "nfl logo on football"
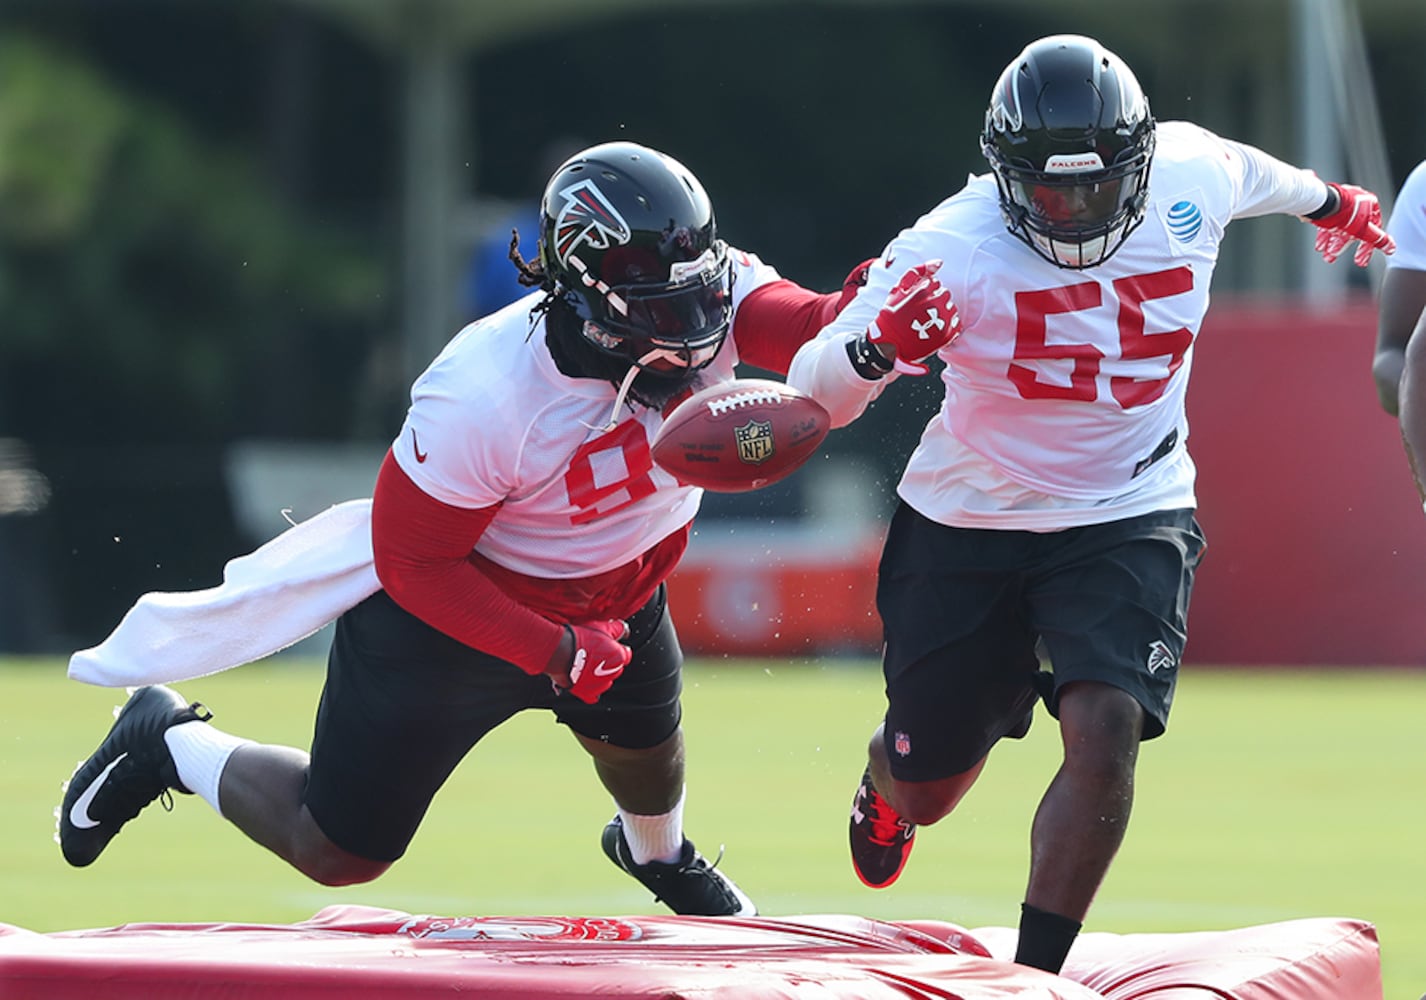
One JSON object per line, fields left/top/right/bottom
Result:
{"left": 734, "top": 419, "right": 775, "bottom": 465}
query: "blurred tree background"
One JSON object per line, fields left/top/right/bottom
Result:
{"left": 1, "top": 0, "right": 1423, "bottom": 651}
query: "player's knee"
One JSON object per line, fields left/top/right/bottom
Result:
{"left": 1058, "top": 683, "right": 1144, "bottom": 781}
{"left": 1060, "top": 683, "right": 1143, "bottom": 736}
{"left": 296, "top": 846, "right": 390, "bottom": 887}
{"left": 289, "top": 821, "right": 392, "bottom": 886}
{"left": 893, "top": 766, "right": 982, "bottom": 826}
{"left": 896, "top": 789, "right": 954, "bottom": 826}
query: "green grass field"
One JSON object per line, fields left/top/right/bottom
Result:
{"left": 4, "top": 658, "right": 1422, "bottom": 997}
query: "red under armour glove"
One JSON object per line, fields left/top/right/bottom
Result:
{"left": 866, "top": 260, "right": 961, "bottom": 375}
{"left": 544, "top": 620, "right": 632, "bottom": 704}
{"left": 1309, "top": 182, "right": 1396, "bottom": 267}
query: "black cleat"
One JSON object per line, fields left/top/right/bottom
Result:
{"left": 849, "top": 766, "right": 916, "bottom": 888}
{"left": 59, "top": 685, "right": 211, "bottom": 867}
{"left": 601, "top": 815, "right": 756, "bottom": 916}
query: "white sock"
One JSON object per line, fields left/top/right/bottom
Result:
{"left": 164, "top": 720, "right": 251, "bottom": 818}
{"left": 618, "top": 786, "right": 686, "bottom": 865}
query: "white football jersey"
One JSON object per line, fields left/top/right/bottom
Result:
{"left": 789, "top": 122, "right": 1330, "bottom": 531}
{"left": 1385, "top": 160, "right": 1426, "bottom": 272}
{"left": 391, "top": 248, "right": 782, "bottom": 577}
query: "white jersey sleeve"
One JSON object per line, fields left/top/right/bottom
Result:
{"left": 728, "top": 245, "right": 784, "bottom": 294}
{"left": 1207, "top": 129, "right": 1331, "bottom": 220}
{"left": 1386, "top": 160, "right": 1426, "bottom": 272}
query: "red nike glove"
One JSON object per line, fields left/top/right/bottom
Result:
{"left": 545, "top": 620, "right": 632, "bottom": 704}
{"left": 835, "top": 257, "right": 878, "bottom": 313}
{"left": 1309, "top": 182, "right": 1396, "bottom": 267}
{"left": 866, "top": 260, "right": 961, "bottom": 375}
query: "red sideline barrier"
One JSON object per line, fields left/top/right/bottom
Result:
{"left": 1185, "top": 297, "right": 1426, "bottom": 666}
{"left": 0, "top": 907, "right": 1381, "bottom": 999}
{"left": 667, "top": 526, "right": 885, "bottom": 657}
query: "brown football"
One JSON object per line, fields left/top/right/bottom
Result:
{"left": 651, "top": 378, "right": 831, "bottom": 493}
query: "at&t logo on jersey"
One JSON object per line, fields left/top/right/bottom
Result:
{"left": 1165, "top": 200, "right": 1204, "bottom": 243}
{"left": 553, "top": 180, "right": 632, "bottom": 265}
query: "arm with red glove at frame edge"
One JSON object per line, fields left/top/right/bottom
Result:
{"left": 729, "top": 259, "right": 879, "bottom": 374}
{"left": 1306, "top": 181, "right": 1397, "bottom": 267}
{"left": 371, "top": 451, "right": 631, "bottom": 703}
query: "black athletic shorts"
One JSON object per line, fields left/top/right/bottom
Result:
{"left": 303, "top": 584, "right": 683, "bottom": 862}
{"left": 876, "top": 503, "right": 1207, "bottom": 781}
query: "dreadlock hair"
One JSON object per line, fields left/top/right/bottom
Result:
{"left": 508, "top": 229, "right": 548, "bottom": 289}
{"left": 511, "top": 226, "right": 564, "bottom": 333}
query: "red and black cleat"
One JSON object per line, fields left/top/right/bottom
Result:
{"left": 849, "top": 766, "right": 916, "bottom": 889}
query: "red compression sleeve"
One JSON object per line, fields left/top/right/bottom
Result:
{"left": 733, "top": 280, "right": 844, "bottom": 374}
{"left": 732, "top": 259, "right": 875, "bottom": 374}
{"left": 370, "top": 450, "right": 564, "bottom": 673}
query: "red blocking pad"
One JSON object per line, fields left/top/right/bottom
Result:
{"left": 0, "top": 908, "right": 1380, "bottom": 999}
{"left": 973, "top": 918, "right": 1383, "bottom": 1000}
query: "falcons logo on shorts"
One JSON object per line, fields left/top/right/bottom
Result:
{"left": 553, "top": 180, "right": 631, "bottom": 266}
{"left": 1146, "top": 641, "right": 1177, "bottom": 675}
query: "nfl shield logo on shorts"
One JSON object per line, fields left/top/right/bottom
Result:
{"left": 894, "top": 730, "right": 911, "bottom": 757}
{"left": 734, "top": 419, "right": 774, "bottom": 465}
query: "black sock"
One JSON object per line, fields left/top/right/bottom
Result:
{"left": 1014, "top": 902, "right": 1082, "bottom": 974}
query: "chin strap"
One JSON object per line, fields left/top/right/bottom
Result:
{"left": 582, "top": 348, "right": 667, "bottom": 433}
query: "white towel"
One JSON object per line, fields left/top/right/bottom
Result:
{"left": 68, "top": 499, "right": 380, "bottom": 687}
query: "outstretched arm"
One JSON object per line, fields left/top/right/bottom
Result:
{"left": 732, "top": 259, "right": 875, "bottom": 374}
{"left": 1211, "top": 134, "right": 1394, "bottom": 266}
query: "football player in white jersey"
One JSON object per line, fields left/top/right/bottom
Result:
{"left": 1376, "top": 159, "right": 1426, "bottom": 502}
{"left": 58, "top": 142, "right": 870, "bottom": 917}
{"left": 788, "top": 35, "right": 1395, "bottom": 973}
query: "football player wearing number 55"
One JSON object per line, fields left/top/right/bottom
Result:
{"left": 788, "top": 34, "right": 1394, "bottom": 976}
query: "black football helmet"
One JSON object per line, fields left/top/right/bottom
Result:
{"left": 981, "top": 35, "right": 1156, "bottom": 269}
{"left": 537, "top": 142, "right": 732, "bottom": 392}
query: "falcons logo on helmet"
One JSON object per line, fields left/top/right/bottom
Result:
{"left": 553, "top": 180, "right": 632, "bottom": 266}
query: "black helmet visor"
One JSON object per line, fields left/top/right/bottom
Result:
{"left": 1010, "top": 175, "right": 1128, "bottom": 232}
{"left": 598, "top": 244, "right": 732, "bottom": 370}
